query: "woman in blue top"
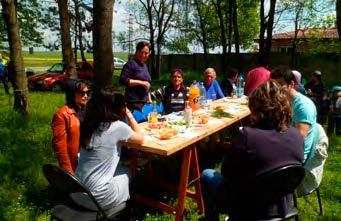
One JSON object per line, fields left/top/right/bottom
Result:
{"left": 203, "top": 68, "right": 224, "bottom": 100}
{"left": 119, "top": 41, "right": 152, "bottom": 111}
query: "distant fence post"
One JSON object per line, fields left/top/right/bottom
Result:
{"left": 29, "top": 47, "right": 34, "bottom": 54}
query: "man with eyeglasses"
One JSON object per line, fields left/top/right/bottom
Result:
{"left": 119, "top": 41, "right": 152, "bottom": 111}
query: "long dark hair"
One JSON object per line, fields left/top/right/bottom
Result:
{"left": 80, "top": 87, "right": 127, "bottom": 150}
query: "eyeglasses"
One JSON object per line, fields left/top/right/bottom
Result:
{"left": 78, "top": 90, "right": 90, "bottom": 97}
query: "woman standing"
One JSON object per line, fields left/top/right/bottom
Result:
{"left": 51, "top": 79, "right": 90, "bottom": 174}
{"left": 119, "top": 41, "right": 151, "bottom": 111}
{"left": 75, "top": 87, "right": 144, "bottom": 208}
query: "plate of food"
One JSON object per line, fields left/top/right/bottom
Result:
{"left": 156, "top": 128, "right": 179, "bottom": 140}
{"left": 208, "top": 103, "right": 228, "bottom": 111}
{"left": 147, "top": 121, "right": 168, "bottom": 129}
{"left": 192, "top": 115, "right": 210, "bottom": 124}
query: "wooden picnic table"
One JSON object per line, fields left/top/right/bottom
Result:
{"left": 124, "top": 98, "right": 251, "bottom": 221}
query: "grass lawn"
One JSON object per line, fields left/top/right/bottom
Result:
{"left": 0, "top": 70, "right": 340, "bottom": 221}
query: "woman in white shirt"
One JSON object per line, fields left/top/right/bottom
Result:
{"left": 75, "top": 87, "right": 144, "bottom": 208}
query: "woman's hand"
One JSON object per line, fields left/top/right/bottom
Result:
{"left": 141, "top": 81, "right": 151, "bottom": 90}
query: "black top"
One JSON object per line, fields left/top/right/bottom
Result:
{"left": 162, "top": 85, "right": 188, "bottom": 114}
{"left": 119, "top": 59, "right": 151, "bottom": 104}
{"left": 304, "top": 81, "right": 325, "bottom": 98}
{"left": 221, "top": 78, "right": 234, "bottom": 97}
{"left": 221, "top": 127, "right": 304, "bottom": 219}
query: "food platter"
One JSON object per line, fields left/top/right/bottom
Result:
{"left": 155, "top": 128, "right": 179, "bottom": 140}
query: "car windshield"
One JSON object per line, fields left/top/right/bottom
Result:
{"left": 49, "top": 63, "right": 64, "bottom": 73}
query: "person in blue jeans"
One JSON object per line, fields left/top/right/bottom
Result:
{"left": 201, "top": 80, "right": 304, "bottom": 220}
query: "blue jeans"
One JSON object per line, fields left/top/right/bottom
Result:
{"left": 201, "top": 169, "right": 225, "bottom": 220}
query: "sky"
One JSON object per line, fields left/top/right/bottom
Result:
{"left": 38, "top": 0, "right": 336, "bottom": 53}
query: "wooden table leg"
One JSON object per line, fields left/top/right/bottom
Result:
{"left": 191, "top": 146, "right": 205, "bottom": 215}
{"left": 175, "top": 148, "right": 192, "bottom": 221}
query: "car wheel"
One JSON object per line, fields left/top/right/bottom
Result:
{"left": 28, "top": 82, "right": 35, "bottom": 90}
{"left": 52, "top": 83, "right": 63, "bottom": 92}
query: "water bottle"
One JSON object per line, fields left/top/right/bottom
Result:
{"left": 237, "top": 73, "right": 244, "bottom": 98}
{"left": 198, "top": 81, "right": 207, "bottom": 109}
{"left": 184, "top": 101, "right": 192, "bottom": 127}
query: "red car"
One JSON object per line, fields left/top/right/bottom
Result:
{"left": 28, "top": 62, "right": 94, "bottom": 91}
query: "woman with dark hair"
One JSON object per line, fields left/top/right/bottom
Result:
{"left": 151, "top": 68, "right": 188, "bottom": 114}
{"left": 75, "top": 87, "right": 144, "bottom": 209}
{"left": 220, "top": 68, "right": 238, "bottom": 97}
{"left": 201, "top": 80, "right": 304, "bottom": 220}
{"left": 51, "top": 79, "right": 90, "bottom": 174}
{"left": 119, "top": 41, "right": 152, "bottom": 111}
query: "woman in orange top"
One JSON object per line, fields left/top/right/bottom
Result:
{"left": 51, "top": 79, "right": 90, "bottom": 174}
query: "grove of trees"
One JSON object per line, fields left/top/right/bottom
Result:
{"left": 0, "top": 0, "right": 339, "bottom": 113}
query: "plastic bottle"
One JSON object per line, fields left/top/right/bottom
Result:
{"left": 198, "top": 81, "right": 207, "bottom": 109}
{"left": 149, "top": 101, "right": 158, "bottom": 123}
{"left": 184, "top": 101, "right": 192, "bottom": 127}
{"left": 236, "top": 73, "right": 244, "bottom": 98}
{"left": 188, "top": 81, "right": 200, "bottom": 111}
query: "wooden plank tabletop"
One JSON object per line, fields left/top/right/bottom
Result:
{"left": 123, "top": 98, "right": 250, "bottom": 156}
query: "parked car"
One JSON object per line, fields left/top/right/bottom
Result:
{"left": 114, "top": 57, "right": 126, "bottom": 69}
{"left": 28, "top": 62, "right": 94, "bottom": 91}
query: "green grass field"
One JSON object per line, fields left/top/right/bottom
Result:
{"left": 0, "top": 64, "right": 340, "bottom": 220}
{"left": 19, "top": 51, "right": 129, "bottom": 67}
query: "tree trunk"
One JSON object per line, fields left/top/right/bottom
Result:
{"left": 2, "top": 0, "right": 28, "bottom": 113}
{"left": 194, "top": 0, "right": 209, "bottom": 67}
{"left": 75, "top": 0, "right": 86, "bottom": 62}
{"left": 57, "top": 0, "right": 77, "bottom": 79}
{"left": 232, "top": 0, "right": 239, "bottom": 54}
{"left": 337, "top": 0, "right": 341, "bottom": 40}
{"left": 228, "top": 0, "right": 233, "bottom": 55}
{"left": 93, "top": 0, "right": 114, "bottom": 94}
{"left": 290, "top": 4, "right": 302, "bottom": 69}
{"left": 259, "top": 0, "right": 266, "bottom": 65}
{"left": 213, "top": 0, "right": 227, "bottom": 69}
{"left": 264, "top": 0, "right": 276, "bottom": 65}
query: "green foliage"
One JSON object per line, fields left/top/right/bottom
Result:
{"left": 0, "top": 0, "right": 44, "bottom": 47}
{"left": 236, "top": 0, "right": 259, "bottom": 50}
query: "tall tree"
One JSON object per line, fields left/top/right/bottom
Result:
{"left": 57, "top": 0, "right": 77, "bottom": 78}
{"left": 232, "top": 0, "right": 239, "bottom": 54}
{"left": 259, "top": 0, "right": 276, "bottom": 65}
{"left": 0, "top": 0, "right": 43, "bottom": 48}
{"left": 1, "top": 0, "right": 28, "bottom": 113}
{"left": 92, "top": 0, "right": 114, "bottom": 94}
{"left": 337, "top": 0, "right": 341, "bottom": 40}
{"left": 212, "top": 0, "right": 228, "bottom": 68}
{"left": 73, "top": 0, "right": 86, "bottom": 62}
{"left": 194, "top": 0, "right": 210, "bottom": 67}
{"left": 136, "top": 0, "right": 176, "bottom": 79}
